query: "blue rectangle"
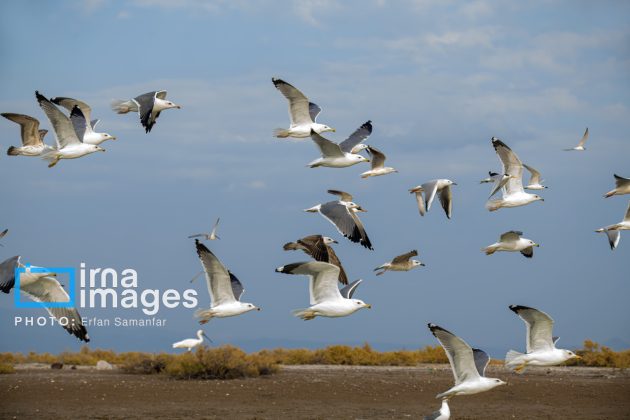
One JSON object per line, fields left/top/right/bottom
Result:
{"left": 14, "top": 265, "right": 75, "bottom": 308}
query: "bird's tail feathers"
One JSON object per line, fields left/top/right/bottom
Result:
{"left": 292, "top": 308, "right": 316, "bottom": 320}
{"left": 194, "top": 308, "right": 215, "bottom": 324}
{"left": 7, "top": 146, "right": 18, "bottom": 156}
{"left": 274, "top": 128, "right": 290, "bottom": 138}
{"left": 505, "top": 349, "right": 525, "bottom": 370}
{"left": 111, "top": 99, "right": 136, "bottom": 114}
{"left": 485, "top": 199, "right": 502, "bottom": 212}
{"left": 483, "top": 245, "right": 498, "bottom": 255}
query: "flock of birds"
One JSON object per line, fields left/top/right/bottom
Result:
{"left": 2, "top": 78, "right": 629, "bottom": 418}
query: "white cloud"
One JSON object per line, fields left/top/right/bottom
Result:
{"left": 291, "top": 0, "right": 342, "bottom": 26}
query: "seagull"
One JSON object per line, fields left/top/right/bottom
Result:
{"left": 488, "top": 173, "right": 514, "bottom": 198}
{"left": 2, "top": 113, "right": 52, "bottom": 157}
{"left": 479, "top": 171, "right": 501, "bottom": 184}
{"left": 327, "top": 190, "right": 367, "bottom": 212}
{"left": 506, "top": 305, "right": 580, "bottom": 373}
{"left": 308, "top": 129, "right": 370, "bottom": 168}
{"left": 172, "top": 329, "right": 212, "bottom": 352}
{"left": 361, "top": 145, "right": 398, "bottom": 178}
{"left": 374, "top": 250, "right": 424, "bottom": 276}
{"left": 271, "top": 77, "right": 335, "bottom": 138}
{"left": 409, "top": 179, "right": 456, "bottom": 219}
{"left": 304, "top": 197, "right": 373, "bottom": 250}
{"left": 595, "top": 201, "right": 630, "bottom": 250}
{"left": 485, "top": 137, "right": 544, "bottom": 211}
{"left": 604, "top": 174, "right": 630, "bottom": 198}
{"left": 0, "top": 229, "right": 7, "bottom": 247}
{"left": 482, "top": 231, "right": 539, "bottom": 258}
{"left": 188, "top": 217, "right": 221, "bottom": 240}
{"left": 0, "top": 256, "right": 90, "bottom": 342}
{"left": 36, "top": 92, "right": 105, "bottom": 168}
{"left": 523, "top": 164, "right": 547, "bottom": 190}
{"left": 564, "top": 127, "right": 589, "bottom": 151}
{"left": 275, "top": 261, "right": 370, "bottom": 320}
{"left": 428, "top": 323, "right": 505, "bottom": 399}
{"left": 111, "top": 90, "right": 181, "bottom": 133}
{"left": 283, "top": 234, "right": 348, "bottom": 284}
{"left": 51, "top": 97, "right": 116, "bottom": 145}
{"left": 193, "top": 240, "right": 260, "bottom": 324}
{"left": 424, "top": 399, "right": 450, "bottom": 420}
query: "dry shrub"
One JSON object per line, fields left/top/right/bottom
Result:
{"left": 567, "top": 340, "right": 630, "bottom": 368}
{"left": 0, "top": 363, "right": 15, "bottom": 374}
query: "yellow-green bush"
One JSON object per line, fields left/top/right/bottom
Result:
{"left": 0, "top": 363, "right": 15, "bottom": 374}
{"left": 566, "top": 340, "right": 630, "bottom": 368}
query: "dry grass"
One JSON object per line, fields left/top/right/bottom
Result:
{"left": 566, "top": 340, "right": 630, "bottom": 368}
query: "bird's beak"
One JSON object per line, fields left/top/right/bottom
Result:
{"left": 332, "top": 240, "right": 338, "bottom": 244}
{"left": 420, "top": 263, "right": 426, "bottom": 266}
{"left": 540, "top": 198, "right": 545, "bottom": 201}
{"left": 574, "top": 355, "right": 582, "bottom": 360}
{"left": 356, "top": 206, "right": 367, "bottom": 212}
{"left": 256, "top": 307, "right": 261, "bottom": 311}
{"left": 175, "top": 105, "right": 182, "bottom": 109}
{"left": 365, "top": 304, "right": 372, "bottom": 309}
{"left": 111, "top": 136, "right": 117, "bottom": 140}
{"left": 534, "top": 243, "right": 540, "bottom": 247}
{"left": 452, "top": 182, "right": 458, "bottom": 186}
{"left": 331, "top": 128, "right": 336, "bottom": 132}
{"left": 49, "top": 272, "right": 57, "bottom": 277}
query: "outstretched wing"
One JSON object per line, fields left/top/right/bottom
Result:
{"left": 472, "top": 348, "right": 490, "bottom": 376}
{"left": 339, "top": 120, "right": 372, "bottom": 153}
{"left": 310, "top": 131, "right": 344, "bottom": 157}
{"left": 509, "top": 305, "right": 555, "bottom": 353}
{"left": 339, "top": 279, "right": 362, "bottom": 299}
{"left": 366, "top": 145, "right": 386, "bottom": 170}
{"left": 272, "top": 78, "right": 312, "bottom": 126}
{"left": 309, "top": 102, "right": 322, "bottom": 122}
{"left": 492, "top": 138, "right": 524, "bottom": 195}
{"left": 195, "top": 240, "right": 237, "bottom": 306}
{"left": 327, "top": 190, "right": 353, "bottom": 202}
{"left": 577, "top": 127, "right": 589, "bottom": 148}
{"left": 391, "top": 250, "right": 418, "bottom": 264}
{"left": 1, "top": 113, "right": 42, "bottom": 146}
{"left": 428, "top": 323, "right": 480, "bottom": 384}
{"left": 0, "top": 255, "right": 20, "bottom": 293}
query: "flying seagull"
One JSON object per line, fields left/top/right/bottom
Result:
{"left": 523, "top": 164, "right": 547, "bottom": 190}
{"left": 271, "top": 77, "right": 335, "bottom": 138}
{"left": 188, "top": 217, "right": 221, "bottom": 240}
{"left": 0, "top": 256, "right": 89, "bottom": 342}
{"left": 485, "top": 137, "right": 544, "bottom": 211}
{"left": 428, "top": 323, "right": 505, "bottom": 399}
{"left": 479, "top": 171, "right": 500, "bottom": 184}
{"left": 424, "top": 399, "right": 450, "bottom": 420}
{"left": 595, "top": 201, "right": 630, "bottom": 250}
{"left": 374, "top": 250, "right": 424, "bottom": 276}
{"left": 304, "top": 196, "right": 373, "bottom": 250}
{"left": 482, "top": 231, "right": 539, "bottom": 258}
{"left": 604, "top": 174, "right": 630, "bottom": 198}
{"left": 0, "top": 229, "right": 7, "bottom": 247}
{"left": 326, "top": 190, "right": 366, "bottom": 212}
{"left": 308, "top": 129, "right": 370, "bottom": 168}
{"left": 409, "top": 179, "right": 456, "bottom": 219}
{"left": 2, "top": 113, "right": 52, "bottom": 157}
{"left": 111, "top": 90, "right": 181, "bottom": 133}
{"left": 193, "top": 240, "right": 260, "bottom": 324}
{"left": 283, "top": 234, "right": 348, "bottom": 285}
{"left": 51, "top": 97, "right": 116, "bottom": 145}
{"left": 275, "top": 261, "right": 370, "bottom": 320}
{"left": 36, "top": 91, "right": 105, "bottom": 168}
{"left": 361, "top": 145, "right": 398, "bottom": 178}
{"left": 564, "top": 127, "right": 589, "bottom": 151}
{"left": 488, "top": 173, "right": 514, "bottom": 198}
{"left": 172, "top": 329, "right": 212, "bottom": 352}
{"left": 506, "top": 305, "right": 580, "bottom": 373}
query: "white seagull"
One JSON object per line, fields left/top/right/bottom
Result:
{"left": 361, "top": 145, "right": 398, "bottom": 178}
{"left": 523, "top": 164, "right": 547, "bottom": 190}
{"left": 0, "top": 256, "right": 90, "bottom": 342}
{"left": 307, "top": 122, "right": 372, "bottom": 168}
{"left": 604, "top": 174, "right": 630, "bottom": 198}
{"left": 275, "top": 261, "right": 370, "bottom": 320}
{"left": 595, "top": 201, "right": 630, "bottom": 250}
{"left": 112, "top": 90, "right": 181, "bottom": 133}
{"left": 193, "top": 240, "right": 260, "bottom": 324}
{"left": 2, "top": 113, "right": 52, "bottom": 157}
{"left": 428, "top": 323, "right": 505, "bottom": 399}
{"left": 424, "top": 399, "right": 450, "bottom": 420}
{"left": 486, "top": 137, "right": 544, "bottom": 211}
{"left": 506, "top": 305, "right": 580, "bottom": 373}
{"left": 564, "top": 127, "right": 589, "bottom": 151}
{"left": 305, "top": 197, "right": 373, "bottom": 250}
{"left": 36, "top": 92, "right": 105, "bottom": 168}
{"left": 488, "top": 173, "right": 514, "bottom": 198}
{"left": 271, "top": 77, "right": 335, "bottom": 138}
{"left": 374, "top": 250, "right": 424, "bottom": 276}
{"left": 409, "top": 179, "right": 456, "bottom": 219}
{"left": 51, "top": 97, "right": 116, "bottom": 145}
{"left": 482, "top": 231, "right": 539, "bottom": 258}
{"left": 188, "top": 217, "right": 221, "bottom": 240}
{"left": 172, "top": 329, "right": 212, "bottom": 352}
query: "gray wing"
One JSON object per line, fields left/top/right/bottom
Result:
{"left": 0, "top": 255, "right": 20, "bottom": 293}
{"left": 272, "top": 78, "right": 311, "bottom": 126}
{"left": 577, "top": 127, "right": 589, "bottom": 147}
{"left": 366, "top": 145, "right": 386, "bottom": 169}
{"left": 0, "top": 228, "right": 7, "bottom": 239}
{"left": 133, "top": 91, "right": 158, "bottom": 133}
{"left": 391, "top": 250, "right": 418, "bottom": 264}
{"left": 500, "top": 231, "right": 523, "bottom": 242}
{"left": 489, "top": 175, "right": 509, "bottom": 198}
{"left": 472, "top": 348, "right": 490, "bottom": 376}
{"left": 523, "top": 164, "right": 542, "bottom": 185}
{"left": 210, "top": 217, "right": 220, "bottom": 237}
{"left": 51, "top": 97, "right": 94, "bottom": 132}
{"left": 421, "top": 180, "right": 440, "bottom": 212}
{"left": 339, "top": 279, "right": 362, "bottom": 299}
{"left": 520, "top": 246, "right": 534, "bottom": 258}
{"left": 310, "top": 131, "right": 344, "bottom": 157}
{"left": 319, "top": 201, "right": 372, "bottom": 250}
{"left": 624, "top": 201, "right": 630, "bottom": 222}
{"left": 228, "top": 272, "right": 245, "bottom": 301}
{"left": 91, "top": 119, "right": 100, "bottom": 129}
{"left": 411, "top": 189, "right": 426, "bottom": 216}
{"left": 69, "top": 105, "right": 88, "bottom": 141}
{"left": 509, "top": 305, "right": 555, "bottom": 353}
{"left": 292, "top": 235, "right": 348, "bottom": 285}
{"left": 492, "top": 138, "right": 524, "bottom": 195}
{"left": 276, "top": 261, "right": 341, "bottom": 305}
{"left": 195, "top": 240, "right": 237, "bottom": 305}
{"left": 438, "top": 185, "right": 452, "bottom": 219}
{"left": 428, "top": 324, "right": 479, "bottom": 384}
{"left": 1, "top": 113, "right": 42, "bottom": 146}
{"left": 155, "top": 90, "right": 167, "bottom": 100}
{"left": 614, "top": 174, "right": 630, "bottom": 189}
{"left": 309, "top": 102, "right": 322, "bottom": 122}
{"left": 605, "top": 230, "right": 621, "bottom": 250}
{"left": 35, "top": 91, "right": 81, "bottom": 148}
{"left": 327, "top": 190, "right": 353, "bottom": 202}
{"left": 339, "top": 120, "right": 372, "bottom": 153}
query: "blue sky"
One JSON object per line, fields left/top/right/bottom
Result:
{"left": 0, "top": 0, "right": 629, "bottom": 357}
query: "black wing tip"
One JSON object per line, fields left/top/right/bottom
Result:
{"left": 275, "top": 262, "right": 304, "bottom": 274}
{"left": 428, "top": 323, "right": 448, "bottom": 335}
{"left": 194, "top": 239, "right": 211, "bottom": 256}
{"left": 491, "top": 137, "right": 510, "bottom": 150}
{"left": 35, "top": 90, "right": 47, "bottom": 103}
{"left": 509, "top": 304, "right": 532, "bottom": 313}
{"left": 362, "top": 120, "right": 373, "bottom": 131}
{"left": 272, "top": 77, "right": 286, "bottom": 87}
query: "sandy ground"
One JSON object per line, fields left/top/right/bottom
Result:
{"left": 1, "top": 364, "right": 629, "bottom": 419}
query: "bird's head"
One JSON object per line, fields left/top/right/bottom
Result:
{"left": 533, "top": 194, "right": 544, "bottom": 202}
{"left": 244, "top": 303, "right": 261, "bottom": 312}
{"left": 166, "top": 101, "right": 181, "bottom": 109}
{"left": 322, "top": 236, "right": 338, "bottom": 245}
{"left": 564, "top": 350, "right": 581, "bottom": 360}
{"left": 412, "top": 260, "right": 425, "bottom": 267}
{"left": 493, "top": 378, "right": 507, "bottom": 387}
{"left": 91, "top": 145, "right": 106, "bottom": 152}
{"left": 100, "top": 133, "right": 116, "bottom": 142}
{"left": 352, "top": 299, "right": 371, "bottom": 309}
{"left": 315, "top": 124, "right": 335, "bottom": 134}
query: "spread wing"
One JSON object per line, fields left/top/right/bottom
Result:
{"left": 577, "top": 127, "right": 589, "bottom": 147}
{"left": 624, "top": 201, "right": 630, "bottom": 222}
{"left": 228, "top": 272, "right": 245, "bottom": 301}
{"left": 1, "top": 113, "right": 42, "bottom": 146}
{"left": 0, "top": 255, "right": 20, "bottom": 293}
{"left": 69, "top": 105, "right": 88, "bottom": 142}
{"left": 509, "top": 305, "right": 555, "bottom": 353}
{"left": 605, "top": 230, "right": 621, "bottom": 250}
{"left": 36, "top": 91, "right": 82, "bottom": 148}
{"left": 421, "top": 180, "right": 440, "bottom": 212}
{"left": 51, "top": 97, "right": 94, "bottom": 133}
{"left": 195, "top": 240, "right": 237, "bottom": 306}
{"left": 391, "top": 250, "right": 418, "bottom": 264}
{"left": 272, "top": 78, "right": 312, "bottom": 126}
{"left": 292, "top": 235, "right": 348, "bottom": 285}
{"left": 366, "top": 145, "right": 386, "bottom": 169}
{"left": 327, "top": 190, "right": 353, "bottom": 202}
{"left": 438, "top": 185, "right": 453, "bottom": 219}
{"left": 133, "top": 91, "right": 159, "bottom": 133}
{"left": 523, "top": 164, "right": 542, "bottom": 185}
{"left": 276, "top": 261, "right": 341, "bottom": 305}
{"left": 614, "top": 174, "right": 630, "bottom": 189}
{"left": 492, "top": 138, "right": 524, "bottom": 195}
{"left": 319, "top": 201, "right": 373, "bottom": 250}
{"left": 310, "top": 131, "right": 343, "bottom": 157}
{"left": 500, "top": 230, "right": 523, "bottom": 242}
{"left": 339, "top": 120, "right": 372, "bottom": 153}
{"left": 520, "top": 246, "right": 534, "bottom": 258}
{"left": 410, "top": 189, "right": 426, "bottom": 216}
{"left": 309, "top": 102, "right": 322, "bottom": 122}
{"left": 472, "top": 348, "right": 490, "bottom": 376}
{"left": 339, "top": 279, "right": 362, "bottom": 299}
{"left": 428, "top": 324, "right": 480, "bottom": 384}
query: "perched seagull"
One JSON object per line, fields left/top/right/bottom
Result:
{"left": 0, "top": 256, "right": 89, "bottom": 342}
{"left": 564, "top": 127, "right": 589, "bottom": 151}
{"left": 283, "top": 234, "right": 348, "bottom": 285}
{"left": 374, "top": 250, "right": 424, "bottom": 276}
{"left": 51, "top": 97, "right": 116, "bottom": 145}
{"left": 479, "top": 171, "right": 501, "bottom": 184}
{"left": 193, "top": 240, "right": 260, "bottom": 324}
{"left": 523, "top": 164, "right": 547, "bottom": 190}
{"left": 488, "top": 173, "right": 513, "bottom": 198}
{"left": 409, "top": 179, "right": 456, "bottom": 219}
{"left": 36, "top": 92, "right": 105, "bottom": 168}
{"left": 188, "top": 217, "right": 221, "bottom": 240}
{"left": 111, "top": 90, "right": 181, "bottom": 133}
{"left": 361, "top": 145, "right": 398, "bottom": 178}
{"left": 424, "top": 399, "right": 450, "bottom": 420}
{"left": 172, "top": 329, "right": 212, "bottom": 352}
{"left": 275, "top": 261, "right": 371, "bottom": 320}
{"left": 308, "top": 129, "right": 370, "bottom": 168}
{"left": 304, "top": 197, "right": 373, "bottom": 250}
{"left": 271, "top": 77, "right": 335, "bottom": 138}
{"left": 327, "top": 190, "right": 367, "bottom": 212}
{"left": 0, "top": 228, "right": 7, "bottom": 247}
{"left": 595, "top": 201, "right": 630, "bottom": 250}
{"left": 428, "top": 323, "right": 505, "bottom": 399}
{"left": 486, "top": 137, "right": 544, "bottom": 211}
{"left": 506, "top": 305, "right": 580, "bottom": 373}
{"left": 604, "top": 174, "right": 630, "bottom": 198}
{"left": 2, "top": 113, "right": 52, "bottom": 157}
{"left": 482, "top": 231, "right": 539, "bottom": 258}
